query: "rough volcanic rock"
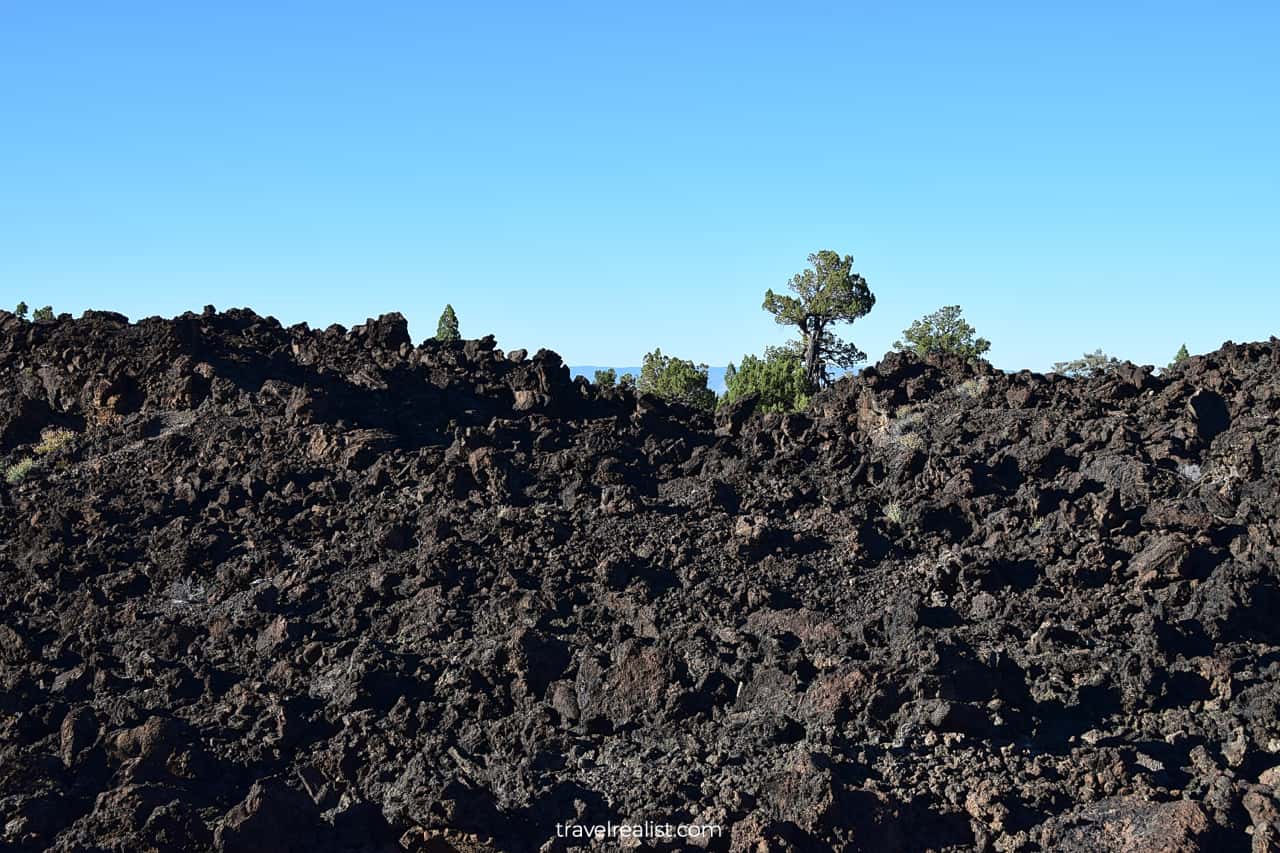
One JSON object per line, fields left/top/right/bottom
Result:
{"left": 2, "top": 309, "right": 1279, "bottom": 851}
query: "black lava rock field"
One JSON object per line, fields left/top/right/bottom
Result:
{"left": 3, "top": 308, "right": 1280, "bottom": 852}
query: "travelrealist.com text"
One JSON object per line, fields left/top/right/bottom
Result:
{"left": 555, "top": 821, "right": 724, "bottom": 840}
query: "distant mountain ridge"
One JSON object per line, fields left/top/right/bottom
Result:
{"left": 570, "top": 365, "right": 729, "bottom": 395}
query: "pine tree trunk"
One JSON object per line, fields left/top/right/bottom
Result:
{"left": 803, "top": 322, "right": 822, "bottom": 389}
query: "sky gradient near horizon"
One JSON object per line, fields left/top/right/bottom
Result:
{"left": 3, "top": 2, "right": 1277, "bottom": 372}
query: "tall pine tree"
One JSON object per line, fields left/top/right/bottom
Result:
{"left": 436, "top": 304, "right": 460, "bottom": 342}
{"left": 762, "top": 250, "right": 874, "bottom": 389}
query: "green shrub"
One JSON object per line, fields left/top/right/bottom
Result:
{"left": 35, "top": 428, "right": 75, "bottom": 455}
{"left": 32, "top": 306, "right": 54, "bottom": 321}
{"left": 637, "top": 348, "right": 716, "bottom": 412}
{"left": 594, "top": 368, "right": 617, "bottom": 389}
{"left": 955, "top": 377, "right": 989, "bottom": 398}
{"left": 884, "top": 501, "right": 904, "bottom": 525}
{"left": 14, "top": 302, "right": 28, "bottom": 320}
{"left": 878, "top": 405, "right": 928, "bottom": 453}
{"left": 721, "top": 346, "right": 810, "bottom": 413}
{"left": 892, "top": 405, "right": 923, "bottom": 428}
{"left": 5, "top": 457, "right": 36, "bottom": 485}
{"left": 895, "top": 432, "right": 924, "bottom": 452}
{"left": 895, "top": 305, "right": 990, "bottom": 360}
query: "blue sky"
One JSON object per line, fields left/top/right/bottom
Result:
{"left": 2, "top": 2, "right": 1276, "bottom": 371}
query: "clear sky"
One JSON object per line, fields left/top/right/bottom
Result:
{"left": 2, "top": 2, "right": 1277, "bottom": 371}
